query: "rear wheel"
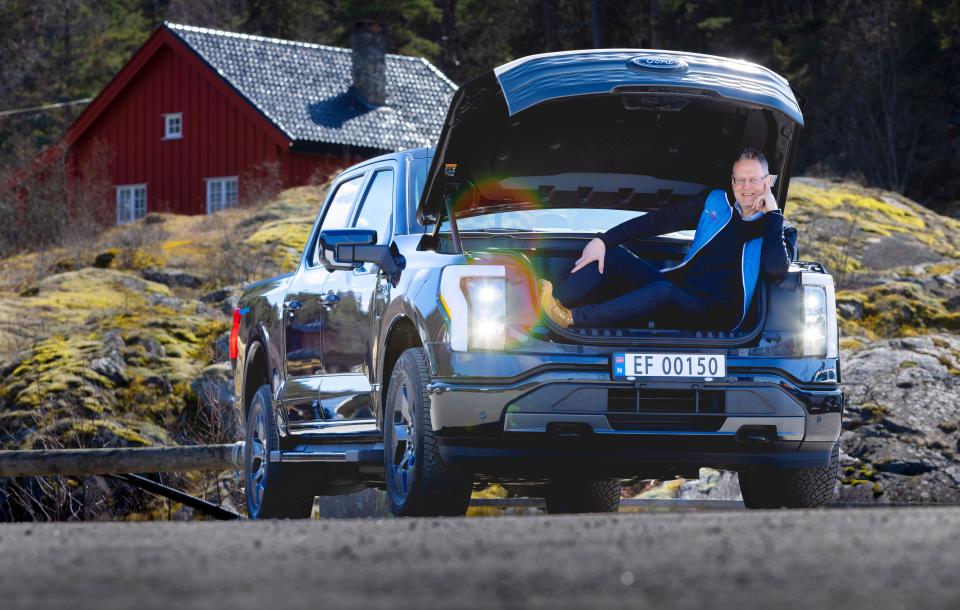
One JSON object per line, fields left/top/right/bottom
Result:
{"left": 383, "top": 348, "right": 473, "bottom": 517}
{"left": 739, "top": 442, "right": 840, "bottom": 509}
{"left": 544, "top": 478, "right": 622, "bottom": 514}
{"left": 244, "top": 384, "right": 315, "bottom": 519}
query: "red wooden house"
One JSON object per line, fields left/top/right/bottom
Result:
{"left": 64, "top": 22, "right": 456, "bottom": 224}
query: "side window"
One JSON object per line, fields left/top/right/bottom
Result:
{"left": 312, "top": 175, "right": 364, "bottom": 267}
{"left": 353, "top": 169, "right": 394, "bottom": 244}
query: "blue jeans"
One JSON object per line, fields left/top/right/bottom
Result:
{"left": 555, "top": 246, "right": 731, "bottom": 328}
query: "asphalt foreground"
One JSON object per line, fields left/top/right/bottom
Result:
{"left": 1, "top": 507, "right": 958, "bottom": 610}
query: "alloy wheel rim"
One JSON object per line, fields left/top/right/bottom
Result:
{"left": 249, "top": 403, "right": 267, "bottom": 512}
{"left": 391, "top": 381, "right": 416, "bottom": 500}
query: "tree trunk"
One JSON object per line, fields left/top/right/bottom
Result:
{"left": 651, "top": 0, "right": 661, "bottom": 48}
{"left": 590, "top": 0, "right": 603, "bottom": 48}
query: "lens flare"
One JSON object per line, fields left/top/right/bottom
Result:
{"left": 449, "top": 174, "right": 547, "bottom": 219}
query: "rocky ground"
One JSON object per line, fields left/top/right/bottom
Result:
{"left": 837, "top": 334, "right": 960, "bottom": 503}
{"left": 656, "top": 333, "right": 960, "bottom": 505}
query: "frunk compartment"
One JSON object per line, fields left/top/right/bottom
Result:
{"left": 464, "top": 237, "right": 769, "bottom": 342}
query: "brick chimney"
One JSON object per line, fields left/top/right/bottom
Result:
{"left": 351, "top": 21, "right": 386, "bottom": 106}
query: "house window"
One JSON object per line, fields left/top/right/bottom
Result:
{"left": 163, "top": 113, "right": 182, "bottom": 139}
{"left": 206, "top": 176, "right": 239, "bottom": 213}
{"left": 116, "top": 184, "right": 147, "bottom": 225}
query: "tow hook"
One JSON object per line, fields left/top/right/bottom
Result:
{"left": 734, "top": 425, "right": 778, "bottom": 444}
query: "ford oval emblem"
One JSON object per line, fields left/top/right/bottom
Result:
{"left": 627, "top": 55, "right": 689, "bottom": 74}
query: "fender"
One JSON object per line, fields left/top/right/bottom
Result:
{"left": 239, "top": 317, "right": 282, "bottom": 428}
{"left": 239, "top": 336, "right": 266, "bottom": 426}
{"left": 374, "top": 300, "right": 435, "bottom": 431}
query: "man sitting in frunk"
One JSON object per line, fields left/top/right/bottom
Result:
{"left": 539, "top": 148, "right": 796, "bottom": 331}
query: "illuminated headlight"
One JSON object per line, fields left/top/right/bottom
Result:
{"left": 803, "top": 285, "right": 827, "bottom": 357}
{"left": 439, "top": 265, "right": 507, "bottom": 351}
{"left": 464, "top": 277, "right": 506, "bottom": 350}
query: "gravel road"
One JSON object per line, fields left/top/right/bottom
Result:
{"left": 1, "top": 506, "right": 958, "bottom": 610}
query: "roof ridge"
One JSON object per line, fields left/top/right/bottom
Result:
{"left": 164, "top": 22, "right": 428, "bottom": 62}
{"left": 417, "top": 57, "right": 458, "bottom": 90}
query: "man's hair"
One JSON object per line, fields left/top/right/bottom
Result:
{"left": 733, "top": 147, "right": 769, "bottom": 174}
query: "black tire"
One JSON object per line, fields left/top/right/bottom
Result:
{"left": 739, "top": 442, "right": 840, "bottom": 509}
{"left": 383, "top": 348, "right": 473, "bottom": 517}
{"left": 544, "top": 479, "right": 622, "bottom": 514}
{"left": 244, "top": 384, "right": 315, "bottom": 519}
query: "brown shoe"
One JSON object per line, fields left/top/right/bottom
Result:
{"left": 538, "top": 279, "right": 573, "bottom": 328}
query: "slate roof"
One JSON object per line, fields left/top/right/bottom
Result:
{"left": 166, "top": 22, "right": 457, "bottom": 152}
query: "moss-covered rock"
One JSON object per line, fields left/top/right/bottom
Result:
{"left": 836, "top": 281, "right": 960, "bottom": 339}
{"left": 0, "top": 183, "right": 333, "bottom": 520}
{"left": 789, "top": 179, "right": 960, "bottom": 273}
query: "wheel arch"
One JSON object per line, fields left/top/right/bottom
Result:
{"left": 242, "top": 336, "right": 271, "bottom": 423}
{"left": 377, "top": 314, "right": 426, "bottom": 431}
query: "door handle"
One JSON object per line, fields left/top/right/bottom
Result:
{"left": 322, "top": 293, "right": 341, "bottom": 308}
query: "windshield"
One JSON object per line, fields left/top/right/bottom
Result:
{"left": 439, "top": 208, "right": 694, "bottom": 240}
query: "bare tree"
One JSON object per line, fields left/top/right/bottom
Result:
{"left": 820, "top": 0, "right": 942, "bottom": 194}
{"left": 240, "top": 159, "right": 283, "bottom": 208}
{"left": 0, "top": 137, "right": 113, "bottom": 257}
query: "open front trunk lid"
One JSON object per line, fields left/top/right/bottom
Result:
{"left": 417, "top": 50, "right": 805, "bottom": 224}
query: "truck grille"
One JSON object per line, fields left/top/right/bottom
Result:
{"left": 606, "top": 413, "right": 725, "bottom": 432}
{"left": 568, "top": 327, "right": 747, "bottom": 339}
{"left": 607, "top": 388, "right": 725, "bottom": 414}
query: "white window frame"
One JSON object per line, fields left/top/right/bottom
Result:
{"left": 205, "top": 176, "right": 239, "bottom": 214}
{"left": 163, "top": 112, "right": 182, "bottom": 140}
{"left": 116, "top": 184, "right": 147, "bottom": 225}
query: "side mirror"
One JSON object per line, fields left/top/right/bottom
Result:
{"left": 317, "top": 228, "right": 377, "bottom": 271}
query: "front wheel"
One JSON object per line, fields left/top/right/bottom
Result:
{"left": 739, "top": 442, "right": 840, "bottom": 509}
{"left": 383, "top": 348, "right": 473, "bottom": 517}
{"left": 544, "top": 479, "right": 622, "bottom": 514}
{"left": 244, "top": 384, "right": 315, "bottom": 519}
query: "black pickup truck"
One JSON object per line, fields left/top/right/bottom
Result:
{"left": 230, "top": 50, "right": 843, "bottom": 518}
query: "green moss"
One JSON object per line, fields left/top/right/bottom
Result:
{"left": 244, "top": 216, "right": 314, "bottom": 272}
{"left": 842, "top": 469, "right": 883, "bottom": 499}
{"left": 838, "top": 282, "right": 957, "bottom": 338}
{"left": 938, "top": 421, "right": 959, "bottom": 433}
{"left": 788, "top": 180, "right": 960, "bottom": 277}
{"left": 840, "top": 337, "right": 865, "bottom": 351}
{"left": 790, "top": 183, "right": 926, "bottom": 230}
{"left": 926, "top": 262, "right": 960, "bottom": 277}
{"left": 860, "top": 402, "right": 889, "bottom": 423}
{"left": 932, "top": 313, "right": 960, "bottom": 330}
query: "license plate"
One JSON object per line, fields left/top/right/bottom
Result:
{"left": 612, "top": 352, "right": 726, "bottom": 380}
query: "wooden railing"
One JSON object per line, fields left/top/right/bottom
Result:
{"left": 0, "top": 443, "right": 243, "bottom": 477}
{"left": 0, "top": 443, "right": 245, "bottom": 519}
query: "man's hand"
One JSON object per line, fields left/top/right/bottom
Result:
{"left": 572, "top": 237, "right": 606, "bottom": 274}
{"left": 757, "top": 182, "right": 779, "bottom": 214}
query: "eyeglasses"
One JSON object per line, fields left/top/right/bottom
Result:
{"left": 731, "top": 175, "right": 769, "bottom": 186}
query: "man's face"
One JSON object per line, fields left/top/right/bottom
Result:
{"left": 731, "top": 159, "right": 770, "bottom": 210}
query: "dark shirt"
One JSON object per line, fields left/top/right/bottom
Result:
{"left": 599, "top": 189, "right": 794, "bottom": 318}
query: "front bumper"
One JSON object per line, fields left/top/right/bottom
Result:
{"left": 424, "top": 352, "right": 842, "bottom": 477}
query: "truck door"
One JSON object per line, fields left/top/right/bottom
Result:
{"left": 318, "top": 164, "right": 396, "bottom": 421}
{"left": 281, "top": 172, "right": 365, "bottom": 428}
